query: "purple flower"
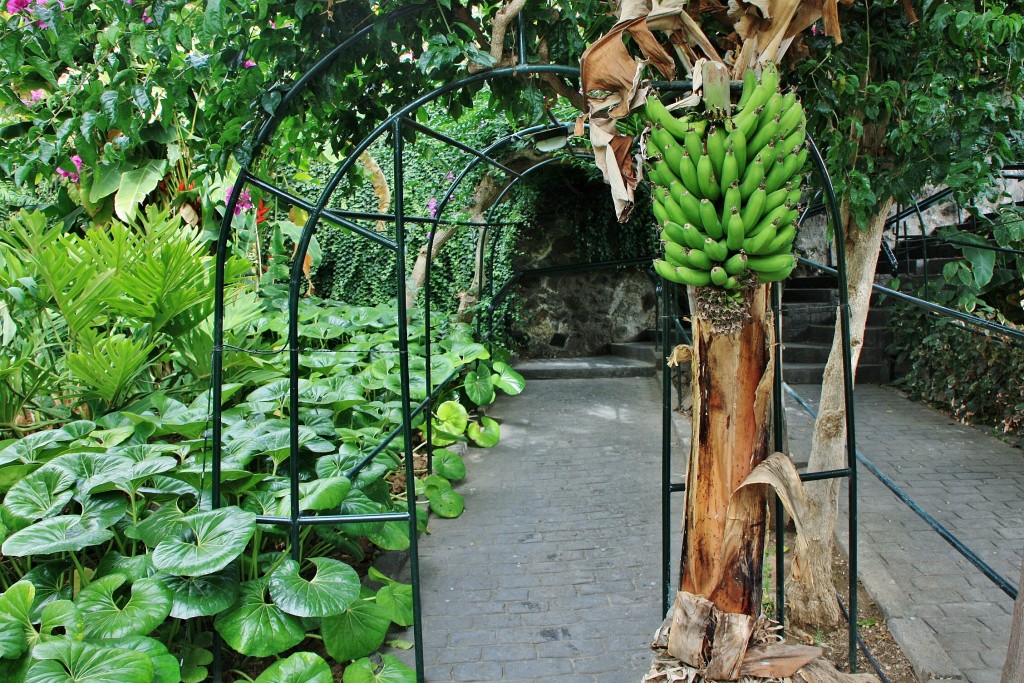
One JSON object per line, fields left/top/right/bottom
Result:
{"left": 244, "top": 59, "right": 256, "bottom": 68}
{"left": 6, "top": 0, "right": 30, "bottom": 12}
{"left": 142, "top": 8, "right": 152, "bottom": 23}
{"left": 230, "top": 187, "right": 253, "bottom": 215}
{"left": 30, "top": 89, "right": 44, "bottom": 100}
{"left": 269, "top": 19, "right": 275, "bottom": 28}
{"left": 427, "top": 197, "right": 438, "bottom": 218}
{"left": 55, "top": 155, "right": 83, "bottom": 183}
{"left": 445, "top": 170, "right": 455, "bottom": 182}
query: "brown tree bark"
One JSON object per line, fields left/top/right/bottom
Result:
{"left": 680, "top": 284, "right": 775, "bottom": 615}
{"left": 1003, "top": 548, "right": 1024, "bottom": 683}
{"left": 785, "top": 197, "right": 895, "bottom": 627}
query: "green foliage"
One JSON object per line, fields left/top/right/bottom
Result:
{"left": 793, "top": 1, "right": 1024, "bottom": 225}
{"left": 889, "top": 293, "right": 1024, "bottom": 437}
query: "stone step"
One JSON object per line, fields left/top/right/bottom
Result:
{"left": 782, "top": 287, "right": 837, "bottom": 304}
{"left": 514, "top": 355, "right": 655, "bottom": 380}
{"left": 607, "top": 341, "right": 660, "bottom": 363}
{"left": 783, "top": 322, "right": 892, "bottom": 346}
{"left": 780, "top": 361, "right": 890, "bottom": 384}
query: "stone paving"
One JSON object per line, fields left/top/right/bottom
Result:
{"left": 392, "top": 375, "right": 1023, "bottom": 682}
{"left": 393, "top": 376, "right": 686, "bottom": 682}
{"left": 785, "top": 384, "right": 1024, "bottom": 683}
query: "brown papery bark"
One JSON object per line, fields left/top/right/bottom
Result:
{"left": 680, "top": 284, "right": 775, "bottom": 615}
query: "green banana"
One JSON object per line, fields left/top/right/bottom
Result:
{"left": 664, "top": 240, "right": 692, "bottom": 268}
{"left": 653, "top": 199, "right": 669, "bottom": 226}
{"left": 651, "top": 159, "right": 679, "bottom": 187}
{"left": 735, "top": 106, "right": 761, "bottom": 138}
{"left": 757, "top": 93, "right": 785, "bottom": 130}
{"left": 706, "top": 126, "right": 728, "bottom": 179}
{"left": 743, "top": 220, "right": 778, "bottom": 255}
{"left": 764, "top": 155, "right": 791, "bottom": 193}
{"left": 722, "top": 182, "right": 742, "bottom": 220}
{"left": 753, "top": 139, "right": 780, "bottom": 171}
{"left": 760, "top": 61, "right": 780, "bottom": 97}
{"left": 747, "top": 252, "right": 795, "bottom": 273}
{"left": 719, "top": 149, "right": 739, "bottom": 194}
{"left": 748, "top": 203, "right": 792, "bottom": 237}
{"left": 777, "top": 98, "right": 805, "bottom": 139}
{"left": 645, "top": 96, "right": 698, "bottom": 140}
{"left": 670, "top": 184, "right": 703, "bottom": 226}
{"left": 698, "top": 198, "right": 723, "bottom": 239}
{"left": 737, "top": 68, "right": 758, "bottom": 109}
{"left": 685, "top": 246, "right": 714, "bottom": 271}
{"left": 683, "top": 127, "right": 704, "bottom": 165}
{"left": 703, "top": 236, "right": 728, "bottom": 262}
{"left": 663, "top": 221, "right": 706, "bottom": 250}
{"left": 763, "top": 185, "right": 791, "bottom": 215}
{"left": 723, "top": 252, "right": 748, "bottom": 276}
{"left": 764, "top": 224, "right": 797, "bottom": 254}
{"left": 777, "top": 126, "right": 806, "bottom": 158}
{"left": 725, "top": 208, "right": 745, "bottom": 251}
{"left": 652, "top": 126, "right": 685, "bottom": 170}
{"left": 786, "top": 186, "right": 803, "bottom": 208}
{"left": 738, "top": 159, "right": 765, "bottom": 199}
{"left": 710, "top": 266, "right": 728, "bottom": 287}
{"left": 748, "top": 115, "right": 781, "bottom": 155}
{"left": 677, "top": 150, "right": 703, "bottom": 197}
{"left": 741, "top": 184, "right": 767, "bottom": 228}
{"left": 654, "top": 259, "right": 712, "bottom": 287}
{"left": 756, "top": 262, "right": 796, "bottom": 283}
{"left": 660, "top": 192, "right": 688, "bottom": 228}
{"left": 696, "top": 152, "right": 721, "bottom": 201}
{"left": 725, "top": 275, "right": 741, "bottom": 290}
{"left": 727, "top": 127, "right": 748, "bottom": 176}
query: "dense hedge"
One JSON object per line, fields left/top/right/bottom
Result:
{"left": 889, "top": 296, "right": 1024, "bottom": 438}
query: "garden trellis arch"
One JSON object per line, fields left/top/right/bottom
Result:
{"left": 210, "top": 5, "right": 862, "bottom": 681}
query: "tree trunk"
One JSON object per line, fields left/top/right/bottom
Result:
{"left": 680, "top": 284, "right": 775, "bottom": 615}
{"left": 785, "top": 198, "right": 895, "bottom": 627}
{"left": 1002, "top": 549, "right": 1024, "bottom": 683}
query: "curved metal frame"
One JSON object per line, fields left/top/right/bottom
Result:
{"left": 208, "top": 5, "right": 876, "bottom": 679}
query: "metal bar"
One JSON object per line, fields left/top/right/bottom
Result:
{"left": 884, "top": 188, "right": 954, "bottom": 227}
{"left": 936, "top": 237, "right": 1024, "bottom": 256}
{"left": 517, "top": 11, "right": 527, "bottom": 66}
{"left": 837, "top": 593, "right": 894, "bottom": 683}
{"left": 255, "top": 512, "right": 410, "bottom": 526}
{"left": 772, "top": 282, "right": 785, "bottom": 627}
{"left": 661, "top": 279, "right": 674, "bottom": 616}
{"left": 401, "top": 117, "right": 525, "bottom": 180}
{"left": 797, "top": 257, "right": 1024, "bottom": 345}
{"left": 246, "top": 174, "right": 398, "bottom": 250}
{"left": 805, "top": 134, "right": 860, "bottom": 671}
{"left": 800, "top": 468, "right": 853, "bottom": 482}
{"left": 393, "top": 119, "right": 426, "bottom": 682}
{"left": 783, "top": 383, "right": 1018, "bottom": 600}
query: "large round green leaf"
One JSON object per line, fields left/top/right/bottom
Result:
{"left": 467, "top": 416, "right": 500, "bottom": 448}
{"left": 79, "top": 493, "right": 128, "bottom": 530}
{"left": 462, "top": 370, "right": 495, "bottom": 406}
{"left": 342, "top": 654, "right": 416, "bottom": 683}
{"left": 0, "top": 581, "right": 35, "bottom": 657}
{"left": 365, "top": 521, "right": 410, "bottom": 552}
{"left": 0, "top": 612, "right": 27, "bottom": 660}
{"left": 214, "top": 578, "right": 304, "bottom": 658}
{"left": 23, "top": 561, "right": 72, "bottom": 620}
{"left": 430, "top": 401, "right": 468, "bottom": 446}
{"left": 375, "top": 583, "right": 413, "bottom": 627}
{"left": 26, "top": 639, "right": 154, "bottom": 683}
{"left": 336, "top": 490, "right": 385, "bottom": 536}
{"left": 95, "top": 636, "right": 179, "bottom": 683}
{"left": 490, "top": 361, "right": 525, "bottom": 395}
{"left": 94, "top": 552, "right": 156, "bottom": 583}
{"left": 126, "top": 502, "right": 191, "bottom": 548}
{"left": 2, "top": 516, "right": 114, "bottom": 557}
{"left": 269, "top": 557, "right": 360, "bottom": 618}
{"left": 272, "top": 477, "right": 352, "bottom": 517}
{"left": 431, "top": 449, "right": 466, "bottom": 481}
{"left": 322, "top": 599, "right": 391, "bottom": 663}
{"left": 164, "top": 567, "right": 239, "bottom": 619}
{"left": 46, "top": 452, "right": 133, "bottom": 490}
{"left": 253, "top": 651, "right": 332, "bottom": 683}
{"left": 4, "top": 468, "right": 75, "bottom": 522}
{"left": 39, "top": 600, "right": 84, "bottom": 641}
{"left": 151, "top": 507, "right": 256, "bottom": 577}
{"left": 76, "top": 574, "right": 172, "bottom": 639}
{"left": 423, "top": 475, "right": 464, "bottom": 518}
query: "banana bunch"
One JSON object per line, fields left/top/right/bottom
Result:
{"left": 644, "top": 63, "right": 807, "bottom": 290}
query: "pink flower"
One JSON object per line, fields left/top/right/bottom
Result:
{"left": 427, "top": 197, "right": 438, "bottom": 218}
{"left": 142, "top": 8, "right": 152, "bottom": 23}
{"left": 244, "top": 59, "right": 256, "bottom": 68}
{"left": 445, "top": 170, "right": 455, "bottom": 182}
{"left": 6, "top": 0, "right": 30, "bottom": 12}
{"left": 29, "top": 89, "right": 44, "bottom": 101}
{"left": 230, "top": 187, "right": 253, "bottom": 215}
{"left": 55, "top": 155, "right": 83, "bottom": 183}
{"left": 269, "top": 19, "right": 275, "bottom": 28}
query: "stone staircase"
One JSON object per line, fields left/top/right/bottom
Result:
{"left": 780, "top": 275, "right": 892, "bottom": 384}
{"left": 513, "top": 275, "right": 894, "bottom": 384}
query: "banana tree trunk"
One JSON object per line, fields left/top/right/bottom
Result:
{"left": 680, "top": 284, "right": 775, "bottom": 613}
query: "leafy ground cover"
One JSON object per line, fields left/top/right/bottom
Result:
{"left": 0, "top": 207, "right": 524, "bottom": 682}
